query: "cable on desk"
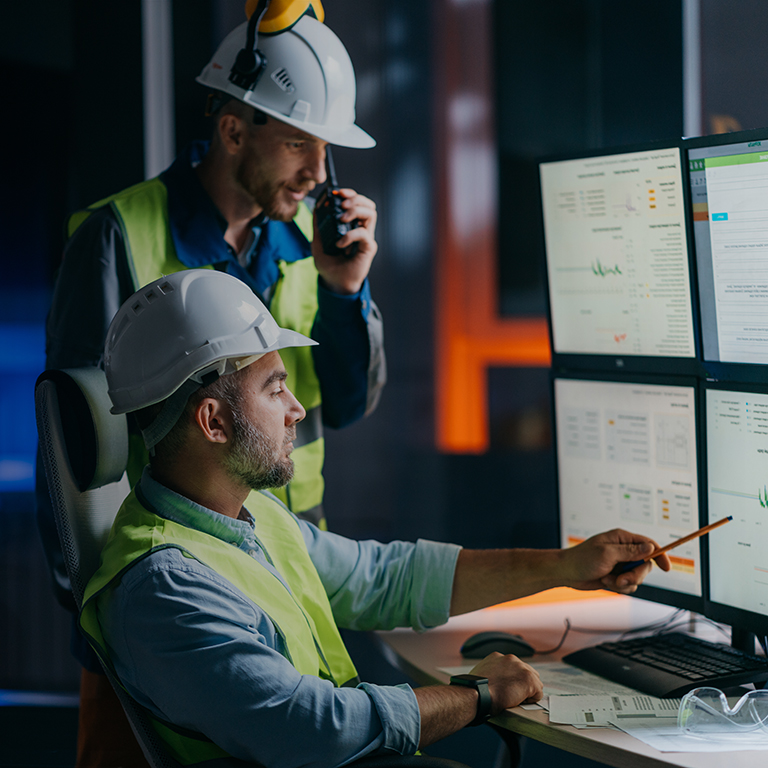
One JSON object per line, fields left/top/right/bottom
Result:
{"left": 560, "top": 608, "right": 684, "bottom": 637}
{"left": 533, "top": 619, "right": 571, "bottom": 655}
{"left": 563, "top": 609, "right": 732, "bottom": 644}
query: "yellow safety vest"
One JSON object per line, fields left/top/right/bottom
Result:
{"left": 80, "top": 488, "right": 357, "bottom": 765}
{"left": 69, "top": 180, "right": 326, "bottom": 526}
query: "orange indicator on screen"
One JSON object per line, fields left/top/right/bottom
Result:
{"left": 669, "top": 556, "right": 695, "bottom": 574}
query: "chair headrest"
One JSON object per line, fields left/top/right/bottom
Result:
{"left": 36, "top": 368, "right": 128, "bottom": 491}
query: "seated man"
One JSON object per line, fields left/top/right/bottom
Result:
{"left": 80, "top": 269, "right": 670, "bottom": 768}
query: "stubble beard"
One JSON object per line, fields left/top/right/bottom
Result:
{"left": 235, "top": 148, "right": 305, "bottom": 223}
{"left": 224, "top": 409, "right": 295, "bottom": 492}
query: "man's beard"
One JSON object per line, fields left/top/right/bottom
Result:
{"left": 223, "top": 409, "right": 295, "bottom": 491}
{"left": 235, "top": 150, "right": 308, "bottom": 223}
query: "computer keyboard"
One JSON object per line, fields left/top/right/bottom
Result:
{"left": 563, "top": 633, "right": 768, "bottom": 698}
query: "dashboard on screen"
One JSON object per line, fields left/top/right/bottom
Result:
{"left": 689, "top": 133, "right": 768, "bottom": 372}
{"left": 705, "top": 383, "right": 768, "bottom": 633}
{"left": 540, "top": 146, "right": 697, "bottom": 369}
{"left": 554, "top": 375, "right": 703, "bottom": 609}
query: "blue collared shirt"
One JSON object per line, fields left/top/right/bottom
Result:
{"left": 97, "top": 469, "right": 462, "bottom": 768}
{"left": 161, "top": 142, "right": 378, "bottom": 429}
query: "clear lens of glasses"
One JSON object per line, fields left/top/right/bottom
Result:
{"left": 678, "top": 687, "right": 768, "bottom": 742}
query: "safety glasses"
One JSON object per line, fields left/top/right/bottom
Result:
{"left": 679, "top": 687, "right": 768, "bottom": 741}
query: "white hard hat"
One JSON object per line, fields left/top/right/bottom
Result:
{"left": 196, "top": 15, "right": 375, "bottom": 149}
{"left": 104, "top": 270, "right": 316, "bottom": 448}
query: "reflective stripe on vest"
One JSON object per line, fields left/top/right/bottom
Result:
{"left": 80, "top": 488, "right": 357, "bottom": 765}
{"left": 68, "top": 181, "right": 325, "bottom": 520}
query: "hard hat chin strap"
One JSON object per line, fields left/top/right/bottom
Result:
{"left": 141, "top": 379, "right": 207, "bottom": 455}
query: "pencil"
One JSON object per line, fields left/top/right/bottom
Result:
{"left": 642, "top": 515, "right": 733, "bottom": 562}
{"left": 618, "top": 515, "right": 732, "bottom": 574}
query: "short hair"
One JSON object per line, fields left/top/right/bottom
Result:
{"left": 133, "top": 367, "right": 251, "bottom": 464}
{"left": 206, "top": 91, "right": 267, "bottom": 125}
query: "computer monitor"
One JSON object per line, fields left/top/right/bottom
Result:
{"left": 540, "top": 144, "right": 699, "bottom": 374}
{"left": 553, "top": 373, "right": 703, "bottom": 612}
{"left": 688, "top": 129, "right": 768, "bottom": 381}
{"left": 704, "top": 381, "right": 768, "bottom": 637}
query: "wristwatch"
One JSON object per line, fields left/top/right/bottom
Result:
{"left": 449, "top": 673, "right": 492, "bottom": 727}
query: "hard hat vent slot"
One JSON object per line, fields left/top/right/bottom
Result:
{"left": 271, "top": 68, "right": 295, "bottom": 93}
{"left": 158, "top": 281, "right": 173, "bottom": 295}
{"left": 145, "top": 290, "right": 157, "bottom": 303}
{"left": 131, "top": 301, "right": 144, "bottom": 315}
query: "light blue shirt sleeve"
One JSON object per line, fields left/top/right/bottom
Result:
{"left": 298, "top": 521, "right": 462, "bottom": 632}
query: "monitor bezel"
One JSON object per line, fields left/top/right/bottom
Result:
{"left": 701, "top": 378, "right": 768, "bottom": 636}
{"left": 538, "top": 139, "right": 704, "bottom": 376}
{"left": 551, "top": 369, "right": 705, "bottom": 614}
{"left": 686, "top": 127, "right": 768, "bottom": 383}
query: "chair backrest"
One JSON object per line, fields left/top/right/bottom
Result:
{"left": 35, "top": 367, "right": 187, "bottom": 768}
{"left": 35, "top": 367, "right": 130, "bottom": 607}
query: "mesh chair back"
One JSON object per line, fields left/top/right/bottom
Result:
{"left": 35, "top": 368, "right": 129, "bottom": 606}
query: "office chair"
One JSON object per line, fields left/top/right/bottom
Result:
{"left": 35, "top": 366, "right": 471, "bottom": 768}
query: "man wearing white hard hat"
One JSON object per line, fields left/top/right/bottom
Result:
{"left": 40, "top": 2, "right": 385, "bottom": 764}
{"left": 81, "top": 269, "right": 668, "bottom": 768}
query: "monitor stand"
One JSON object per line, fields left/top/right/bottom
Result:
{"left": 732, "top": 627, "right": 757, "bottom": 655}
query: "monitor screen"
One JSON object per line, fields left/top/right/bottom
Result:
{"left": 554, "top": 376, "right": 702, "bottom": 608}
{"left": 705, "top": 383, "right": 768, "bottom": 633}
{"left": 689, "top": 135, "right": 768, "bottom": 367}
{"left": 540, "top": 147, "right": 696, "bottom": 363}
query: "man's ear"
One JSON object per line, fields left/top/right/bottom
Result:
{"left": 218, "top": 113, "right": 248, "bottom": 156}
{"left": 194, "top": 398, "right": 231, "bottom": 444}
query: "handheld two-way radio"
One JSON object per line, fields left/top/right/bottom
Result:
{"left": 316, "top": 146, "right": 360, "bottom": 258}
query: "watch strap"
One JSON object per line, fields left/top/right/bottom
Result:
{"left": 449, "top": 673, "right": 492, "bottom": 727}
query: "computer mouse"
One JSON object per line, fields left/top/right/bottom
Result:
{"left": 460, "top": 631, "right": 536, "bottom": 659}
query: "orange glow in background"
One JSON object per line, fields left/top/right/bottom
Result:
{"left": 433, "top": 0, "right": 550, "bottom": 454}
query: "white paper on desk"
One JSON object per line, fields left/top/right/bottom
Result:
{"left": 527, "top": 661, "right": 639, "bottom": 697}
{"left": 438, "top": 661, "right": 639, "bottom": 700}
{"left": 610, "top": 719, "right": 768, "bottom": 752}
{"left": 549, "top": 694, "right": 680, "bottom": 727}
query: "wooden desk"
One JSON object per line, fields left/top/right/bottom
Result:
{"left": 375, "top": 593, "right": 766, "bottom": 768}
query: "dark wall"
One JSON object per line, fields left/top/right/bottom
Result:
{"left": 701, "top": 0, "right": 768, "bottom": 133}
{"left": 496, "top": 0, "right": 685, "bottom": 316}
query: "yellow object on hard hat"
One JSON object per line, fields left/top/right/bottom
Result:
{"left": 244, "top": 0, "right": 325, "bottom": 34}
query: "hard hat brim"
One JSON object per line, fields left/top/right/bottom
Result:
{"left": 197, "top": 76, "right": 376, "bottom": 149}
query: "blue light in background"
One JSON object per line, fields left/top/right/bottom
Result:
{"left": 0, "top": 323, "right": 45, "bottom": 492}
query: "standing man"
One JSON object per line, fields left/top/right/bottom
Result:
{"left": 39, "top": 4, "right": 384, "bottom": 766}
{"left": 78, "top": 269, "right": 670, "bottom": 768}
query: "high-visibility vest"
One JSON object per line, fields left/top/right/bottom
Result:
{"left": 69, "top": 179, "right": 326, "bottom": 526}
{"left": 80, "top": 488, "right": 358, "bottom": 765}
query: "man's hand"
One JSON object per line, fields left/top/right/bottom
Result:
{"left": 561, "top": 528, "right": 672, "bottom": 594}
{"left": 414, "top": 652, "right": 542, "bottom": 747}
{"left": 469, "top": 652, "right": 543, "bottom": 713}
{"left": 312, "top": 188, "right": 378, "bottom": 295}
